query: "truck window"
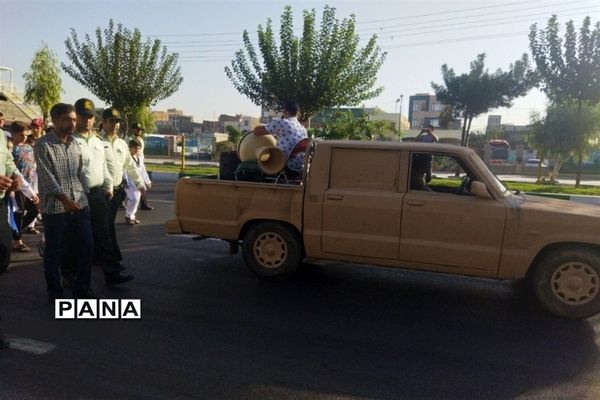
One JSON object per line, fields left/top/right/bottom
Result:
{"left": 330, "top": 149, "right": 399, "bottom": 192}
{"left": 410, "top": 153, "right": 475, "bottom": 195}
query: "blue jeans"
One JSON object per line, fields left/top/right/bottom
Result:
{"left": 43, "top": 208, "right": 93, "bottom": 294}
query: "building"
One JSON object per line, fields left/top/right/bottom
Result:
{"left": 152, "top": 108, "right": 195, "bottom": 135}
{"left": 202, "top": 120, "right": 219, "bottom": 134}
{"left": 408, "top": 93, "right": 461, "bottom": 130}
{"left": 487, "top": 115, "right": 502, "bottom": 128}
{"left": 485, "top": 116, "right": 531, "bottom": 147}
{"left": 0, "top": 66, "right": 42, "bottom": 122}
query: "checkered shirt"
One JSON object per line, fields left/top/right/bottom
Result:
{"left": 35, "top": 131, "right": 88, "bottom": 214}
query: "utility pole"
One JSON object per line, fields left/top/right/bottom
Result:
{"left": 396, "top": 94, "right": 404, "bottom": 140}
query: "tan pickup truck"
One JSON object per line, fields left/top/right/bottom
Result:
{"left": 167, "top": 141, "right": 600, "bottom": 319}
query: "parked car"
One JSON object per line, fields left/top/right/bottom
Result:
{"left": 525, "top": 158, "right": 548, "bottom": 167}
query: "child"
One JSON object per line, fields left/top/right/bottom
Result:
{"left": 124, "top": 139, "right": 151, "bottom": 225}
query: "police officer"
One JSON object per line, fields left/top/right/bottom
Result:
{"left": 101, "top": 108, "right": 144, "bottom": 264}
{"left": 70, "top": 98, "right": 133, "bottom": 286}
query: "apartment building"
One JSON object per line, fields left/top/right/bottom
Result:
{"left": 408, "top": 93, "right": 461, "bottom": 130}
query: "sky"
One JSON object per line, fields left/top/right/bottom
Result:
{"left": 1, "top": 0, "right": 599, "bottom": 130}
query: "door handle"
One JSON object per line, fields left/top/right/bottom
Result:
{"left": 406, "top": 200, "right": 425, "bottom": 206}
{"left": 327, "top": 194, "right": 344, "bottom": 201}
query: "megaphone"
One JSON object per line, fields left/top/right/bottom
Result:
{"left": 238, "top": 132, "right": 286, "bottom": 175}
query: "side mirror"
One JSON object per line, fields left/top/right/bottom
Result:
{"left": 471, "top": 180, "right": 492, "bottom": 199}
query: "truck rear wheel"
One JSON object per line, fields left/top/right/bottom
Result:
{"left": 532, "top": 247, "right": 600, "bottom": 319}
{"left": 242, "top": 222, "right": 302, "bottom": 281}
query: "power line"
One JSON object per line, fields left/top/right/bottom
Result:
{"left": 168, "top": 7, "right": 596, "bottom": 57}
{"left": 356, "top": 0, "right": 600, "bottom": 33}
{"left": 147, "top": 0, "right": 589, "bottom": 38}
{"left": 160, "top": 3, "right": 597, "bottom": 52}
{"left": 356, "top": 0, "right": 590, "bottom": 33}
{"left": 357, "top": 0, "right": 548, "bottom": 24}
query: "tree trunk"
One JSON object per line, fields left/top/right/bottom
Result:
{"left": 575, "top": 99, "right": 583, "bottom": 188}
{"left": 460, "top": 115, "right": 468, "bottom": 146}
{"left": 536, "top": 149, "right": 545, "bottom": 182}
{"left": 576, "top": 148, "right": 583, "bottom": 187}
{"left": 464, "top": 114, "right": 474, "bottom": 147}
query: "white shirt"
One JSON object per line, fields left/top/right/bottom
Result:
{"left": 101, "top": 132, "right": 142, "bottom": 189}
{"left": 73, "top": 131, "right": 113, "bottom": 191}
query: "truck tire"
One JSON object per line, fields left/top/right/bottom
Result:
{"left": 241, "top": 222, "right": 303, "bottom": 281}
{"left": 532, "top": 247, "right": 600, "bottom": 319}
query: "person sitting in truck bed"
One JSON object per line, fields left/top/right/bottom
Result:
{"left": 252, "top": 100, "right": 308, "bottom": 179}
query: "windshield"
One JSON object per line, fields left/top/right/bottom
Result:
{"left": 469, "top": 153, "right": 509, "bottom": 194}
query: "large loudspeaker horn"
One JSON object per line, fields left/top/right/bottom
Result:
{"left": 238, "top": 132, "right": 286, "bottom": 174}
{"left": 255, "top": 146, "right": 286, "bottom": 175}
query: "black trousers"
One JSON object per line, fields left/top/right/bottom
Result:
{"left": 0, "top": 203, "right": 11, "bottom": 274}
{"left": 62, "top": 187, "right": 122, "bottom": 278}
{"left": 109, "top": 185, "right": 126, "bottom": 261}
{"left": 12, "top": 191, "right": 39, "bottom": 241}
{"left": 89, "top": 187, "right": 122, "bottom": 271}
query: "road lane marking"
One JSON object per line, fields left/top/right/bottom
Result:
{"left": 6, "top": 336, "right": 56, "bottom": 355}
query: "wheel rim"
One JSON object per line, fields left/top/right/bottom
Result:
{"left": 253, "top": 232, "right": 287, "bottom": 269}
{"left": 551, "top": 262, "right": 600, "bottom": 306}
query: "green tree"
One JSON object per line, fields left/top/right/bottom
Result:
{"left": 62, "top": 19, "right": 183, "bottom": 131}
{"left": 129, "top": 106, "right": 156, "bottom": 134}
{"left": 22, "top": 43, "right": 62, "bottom": 125}
{"left": 226, "top": 125, "right": 242, "bottom": 146}
{"left": 225, "top": 5, "right": 386, "bottom": 124}
{"left": 314, "top": 109, "right": 389, "bottom": 140}
{"left": 529, "top": 15, "right": 600, "bottom": 186}
{"left": 432, "top": 53, "right": 533, "bottom": 147}
{"left": 531, "top": 102, "right": 600, "bottom": 181}
{"left": 438, "top": 106, "right": 455, "bottom": 129}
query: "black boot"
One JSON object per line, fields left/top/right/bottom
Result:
{"left": 105, "top": 272, "right": 134, "bottom": 287}
{"left": 140, "top": 195, "right": 153, "bottom": 211}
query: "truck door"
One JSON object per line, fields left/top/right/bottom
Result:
{"left": 321, "top": 148, "right": 403, "bottom": 260}
{"left": 400, "top": 152, "right": 506, "bottom": 276}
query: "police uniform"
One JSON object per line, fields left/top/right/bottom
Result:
{"left": 70, "top": 99, "right": 126, "bottom": 278}
{"left": 101, "top": 109, "right": 143, "bottom": 224}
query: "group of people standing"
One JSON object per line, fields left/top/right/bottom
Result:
{"left": 0, "top": 98, "right": 153, "bottom": 306}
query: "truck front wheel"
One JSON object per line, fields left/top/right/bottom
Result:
{"left": 241, "top": 222, "right": 303, "bottom": 280}
{"left": 532, "top": 247, "right": 600, "bottom": 319}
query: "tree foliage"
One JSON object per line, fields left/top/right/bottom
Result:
{"left": 431, "top": 53, "right": 533, "bottom": 147}
{"left": 225, "top": 5, "right": 386, "bottom": 124}
{"left": 313, "top": 109, "right": 390, "bottom": 140}
{"left": 528, "top": 102, "right": 600, "bottom": 181}
{"left": 23, "top": 43, "right": 62, "bottom": 125}
{"left": 226, "top": 125, "right": 242, "bottom": 145}
{"left": 62, "top": 19, "right": 183, "bottom": 120}
{"left": 129, "top": 106, "right": 156, "bottom": 134}
{"left": 529, "top": 15, "right": 600, "bottom": 186}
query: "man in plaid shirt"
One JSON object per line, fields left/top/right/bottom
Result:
{"left": 35, "top": 103, "right": 95, "bottom": 301}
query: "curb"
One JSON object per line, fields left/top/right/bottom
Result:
{"left": 525, "top": 192, "right": 600, "bottom": 206}
{"left": 149, "top": 172, "right": 218, "bottom": 182}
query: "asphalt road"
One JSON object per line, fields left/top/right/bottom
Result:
{"left": 1, "top": 181, "right": 599, "bottom": 400}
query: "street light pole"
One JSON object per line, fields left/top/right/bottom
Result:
{"left": 398, "top": 94, "right": 404, "bottom": 137}
{"left": 396, "top": 95, "right": 404, "bottom": 141}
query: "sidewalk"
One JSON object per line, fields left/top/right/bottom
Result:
{"left": 145, "top": 157, "right": 218, "bottom": 167}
